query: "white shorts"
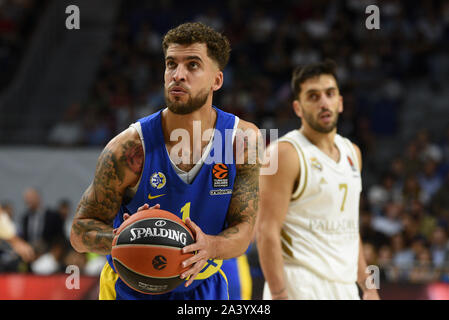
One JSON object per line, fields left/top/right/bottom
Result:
{"left": 263, "top": 264, "right": 360, "bottom": 300}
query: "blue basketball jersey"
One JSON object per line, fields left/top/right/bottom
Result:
{"left": 221, "top": 245, "right": 253, "bottom": 300}
{"left": 104, "top": 106, "right": 238, "bottom": 300}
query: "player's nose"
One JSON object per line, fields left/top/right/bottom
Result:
{"left": 172, "top": 64, "right": 187, "bottom": 82}
{"left": 318, "top": 95, "right": 332, "bottom": 109}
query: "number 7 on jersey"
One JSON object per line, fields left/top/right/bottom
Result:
{"left": 339, "top": 183, "right": 348, "bottom": 212}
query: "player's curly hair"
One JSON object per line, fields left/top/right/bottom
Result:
{"left": 162, "top": 22, "right": 231, "bottom": 71}
{"left": 291, "top": 59, "right": 339, "bottom": 99}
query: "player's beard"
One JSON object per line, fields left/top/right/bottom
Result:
{"left": 165, "top": 87, "right": 210, "bottom": 115}
{"left": 302, "top": 108, "right": 339, "bottom": 134}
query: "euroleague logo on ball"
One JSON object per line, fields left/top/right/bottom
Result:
{"left": 152, "top": 255, "right": 167, "bottom": 270}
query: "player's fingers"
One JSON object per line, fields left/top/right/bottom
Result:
{"left": 181, "top": 250, "right": 204, "bottom": 269}
{"left": 137, "top": 203, "right": 149, "bottom": 212}
{"left": 184, "top": 218, "right": 200, "bottom": 238}
{"left": 123, "top": 213, "right": 131, "bottom": 220}
{"left": 182, "top": 240, "right": 203, "bottom": 254}
{"left": 182, "top": 260, "right": 206, "bottom": 286}
{"left": 137, "top": 203, "right": 160, "bottom": 212}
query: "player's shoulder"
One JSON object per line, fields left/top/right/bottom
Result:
{"left": 262, "top": 137, "right": 300, "bottom": 179}
{"left": 106, "top": 125, "right": 142, "bottom": 153}
{"left": 272, "top": 130, "right": 303, "bottom": 155}
{"left": 236, "top": 118, "right": 259, "bottom": 134}
{"left": 233, "top": 119, "right": 261, "bottom": 169}
{"left": 234, "top": 118, "right": 260, "bottom": 151}
{"left": 337, "top": 134, "right": 362, "bottom": 169}
{"left": 99, "top": 126, "right": 144, "bottom": 178}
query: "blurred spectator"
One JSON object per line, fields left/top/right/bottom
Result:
{"left": 360, "top": 210, "right": 389, "bottom": 249}
{"left": 409, "top": 247, "right": 439, "bottom": 284}
{"left": 84, "top": 253, "right": 107, "bottom": 276}
{"left": 415, "top": 129, "right": 443, "bottom": 163}
{"left": 371, "top": 202, "right": 403, "bottom": 237}
{"left": 20, "top": 187, "right": 65, "bottom": 256}
{"left": 30, "top": 236, "right": 68, "bottom": 275}
{"left": 439, "top": 125, "right": 449, "bottom": 170}
{"left": 63, "top": 249, "right": 87, "bottom": 274}
{"left": 367, "top": 172, "right": 401, "bottom": 214}
{"left": 0, "top": 203, "right": 35, "bottom": 272}
{"left": 401, "top": 214, "right": 423, "bottom": 245}
{"left": 431, "top": 172, "right": 449, "bottom": 224}
{"left": 429, "top": 226, "right": 449, "bottom": 269}
{"left": 47, "top": 103, "right": 84, "bottom": 146}
{"left": 401, "top": 175, "right": 424, "bottom": 205}
{"left": 391, "top": 233, "right": 414, "bottom": 279}
{"left": 377, "top": 244, "right": 399, "bottom": 282}
{"left": 55, "top": 199, "right": 72, "bottom": 239}
{"left": 403, "top": 142, "right": 423, "bottom": 176}
{"left": 418, "top": 159, "right": 443, "bottom": 205}
{"left": 1, "top": 200, "right": 14, "bottom": 220}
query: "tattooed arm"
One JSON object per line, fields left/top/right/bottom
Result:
{"left": 70, "top": 127, "right": 144, "bottom": 255}
{"left": 217, "top": 119, "right": 261, "bottom": 257}
{"left": 180, "top": 120, "right": 261, "bottom": 287}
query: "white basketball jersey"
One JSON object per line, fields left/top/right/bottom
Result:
{"left": 277, "top": 130, "right": 361, "bottom": 284}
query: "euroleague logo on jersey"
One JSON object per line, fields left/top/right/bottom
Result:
{"left": 347, "top": 156, "right": 357, "bottom": 172}
{"left": 212, "top": 163, "right": 229, "bottom": 188}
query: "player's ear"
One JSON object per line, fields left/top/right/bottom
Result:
{"left": 212, "top": 71, "right": 223, "bottom": 92}
{"left": 293, "top": 99, "right": 302, "bottom": 119}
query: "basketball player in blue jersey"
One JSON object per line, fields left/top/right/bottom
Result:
{"left": 70, "top": 22, "right": 261, "bottom": 300}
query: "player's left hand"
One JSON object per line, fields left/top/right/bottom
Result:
{"left": 362, "top": 289, "right": 380, "bottom": 300}
{"left": 180, "top": 218, "right": 217, "bottom": 287}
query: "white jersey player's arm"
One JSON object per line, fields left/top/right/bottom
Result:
{"left": 353, "top": 143, "right": 380, "bottom": 300}
{"left": 256, "top": 141, "right": 300, "bottom": 300}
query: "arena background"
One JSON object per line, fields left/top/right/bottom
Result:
{"left": 1, "top": 0, "right": 449, "bottom": 300}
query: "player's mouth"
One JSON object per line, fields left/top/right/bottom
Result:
{"left": 319, "top": 111, "right": 333, "bottom": 124}
{"left": 169, "top": 86, "right": 189, "bottom": 96}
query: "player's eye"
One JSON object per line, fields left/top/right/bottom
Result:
{"left": 166, "top": 61, "right": 176, "bottom": 69}
{"left": 189, "top": 61, "right": 199, "bottom": 69}
{"left": 327, "top": 90, "right": 336, "bottom": 98}
{"left": 309, "top": 93, "right": 319, "bottom": 101}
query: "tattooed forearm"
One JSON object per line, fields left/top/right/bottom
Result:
{"left": 71, "top": 218, "right": 114, "bottom": 255}
{"left": 220, "top": 127, "right": 261, "bottom": 239}
{"left": 221, "top": 164, "right": 260, "bottom": 236}
{"left": 70, "top": 132, "right": 144, "bottom": 254}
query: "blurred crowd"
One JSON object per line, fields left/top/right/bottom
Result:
{"left": 362, "top": 127, "right": 449, "bottom": 284}
{"left": 0, "top": 188, "right": 106, "bottom": 276}
{"left": 46, "top": 0, "right": 449, "bottom": 149}
{"left": 0, "top": 0, "right": 47, "bottom": 91}
{"left": 3, "top": 0, "right": 449, "bottom": 285}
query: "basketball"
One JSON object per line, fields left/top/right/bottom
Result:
{"left": 111, "top": 209, "right": 195, "bottom": 295}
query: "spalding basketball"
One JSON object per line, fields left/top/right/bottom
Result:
{"left": 111, "top": 208, "right": 195, "bottom": 295}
